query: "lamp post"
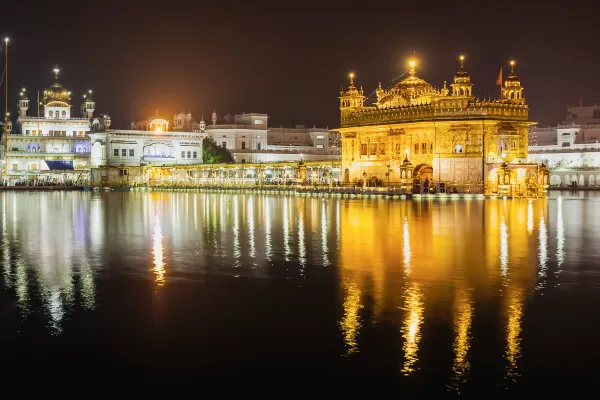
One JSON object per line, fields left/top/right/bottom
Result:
{"left": 3, "top": 37, "right": 8, "bottom": 179}
{"left": 363, "top": 171, "right": 367, "bottom": 189}
{"left": 386, "top": 164, "right": 391, "bottom": 193}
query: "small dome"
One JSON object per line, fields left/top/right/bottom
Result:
{"left": 44, "top": 79, "right": 71, "bottom": 107}
{"left": 377, "top": 70, "right": 436, "bottom": 107}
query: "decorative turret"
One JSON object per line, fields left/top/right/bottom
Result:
{"left": 339, "top": 72, "right": 365, "bottom": 117}
{"left": 199, "top": 117, "right": 206, "bottom": 131}
{"left": 451, "top": 55, "right": 473, "bottom": 97}
{"left": 17, "top": 89, "right": 29, "bottom": 118}
{"left": 441, "top": 81, "right": 449, "bottom": 96}
{"left": 501, "top": 60, "right": 525, "bottom": 104}
{"left": 81, "top": 89, "right": 95, "bottom": 118}
{"left": 43, "top": 67, "right": 72, "bottom": 119}
{"left": 212, "top": 110, "right": 217, "bottom": 126}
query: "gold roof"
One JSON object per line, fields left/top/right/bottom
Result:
{"left": 43, "top": 74, "right": 71, "bottom": 107}
{"left": 376, "top": 64, "right": 437, "bottom": 108}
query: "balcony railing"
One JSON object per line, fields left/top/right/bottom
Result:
{"left": 9, "top": 133, "right": 90, "bottom": 139}
{"left": 8, "top": 151, "right": 90, "bottom": 157}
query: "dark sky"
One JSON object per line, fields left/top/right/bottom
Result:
{"left": 2, "top": 0, "right": 599, "bottom": 129}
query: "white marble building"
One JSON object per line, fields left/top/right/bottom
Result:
{"left": 2, "top": 68, "right": 106, "bottom": 182}
{"left": 529, "top": 105, "right": 600, "bottom": 186}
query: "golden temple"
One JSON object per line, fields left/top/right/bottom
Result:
{"left": 337, "top": 57, "right": 548, "bottom": 195}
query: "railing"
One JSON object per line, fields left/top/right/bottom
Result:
{"left": 19, "top": 116, "right": 90, "bottom": 121}
{"left": 8, "top": 151, "right": 90, "bottom": 156}
{"left": 9, "top": 133, "right": 90, "bottom": 139}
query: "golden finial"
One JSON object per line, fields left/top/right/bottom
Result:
{"left": 408, "top": 60, "right": 416, "bottom": 75}
{"left": 349, "top": 72, "right": 355, "bottom": 85}
{"left": 510, "top": 60, "right": 515, "bottom": 73}
{"left": 459, "top": 55, "right": 465, "bottom": 68}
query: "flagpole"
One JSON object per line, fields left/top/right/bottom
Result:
{"left": 3, "top": 37, "right": 8, "bottom": 178}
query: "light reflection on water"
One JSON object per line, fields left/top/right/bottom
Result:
{"left": 0, "top": 191, "right": 599, "bottom": 393}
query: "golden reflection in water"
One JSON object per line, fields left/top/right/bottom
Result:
{"left": 152, "top": 216, "right": 166, "bottom": 286}
{"left": 283, "top": 199, "right": 291, "bottom": 261}
{"left": 340, "top": 277, "right": 362, "bottom": 356}
{"left": 403, "top": 215, "right": 411, "bottom": 275}
{"left": 500, "top": 216, "right": 509, "bottom": 279}
{"left": 556, "top": 196, "right": 565, "bottom": 268}
{"left": 321, "top": 204, "right": 329, "bottom": 266}
{"left": 449, "top": 288, "right": 473, "bottom": 391}
{"left": 527, "top": 200, "right": 534, "bottom": 234}
{"left": 401, "top": 282, "right": 424, "bottom": 375}
{"left": 505, "top": 288, "right": 524, "bottom": 381}
{"left": 247, "top": 197, "right": 255, "bottom": 259}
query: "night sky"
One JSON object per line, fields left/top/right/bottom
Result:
{"left": 2, "top": 0, "right": 599, "bottom": 129}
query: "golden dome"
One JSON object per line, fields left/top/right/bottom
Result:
{"left": 377, "top": 63, "right": 437, "bottom": 108}
{"left": 43, "top": 70, "right": 71, "bottom": 107}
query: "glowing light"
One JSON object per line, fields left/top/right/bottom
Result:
{"left": 152, "top": 216, "right": 166, "bottom": 286}
{"left": 401, "top": 283, "right": 424, "bottom": 375}
{"left": 527, "top": 200, "right": 533, "bottom": 233}
{"left": 53, "top": 67, "right": 59, "bottom": 75}
{"left": 4, "top": 37, "right": 8, "bottom": 43}
{"left": 505, "top": 289, "right": 524, "bottom": 379}
{"left": 83, "top": 94, "right": 87, "bottom": 99}
{"left": 500, "top": 216, "right": 509, "bottom": 278}
{"left": 403, "top": 216, "right": 411, "bottom": 274}
{"left": 349, "top": 72, "right": 354, "bottom": 79}
{"left": 449, "top": 289, "right": 473, "bottom": 391}
{"left": 340, "top": 278, "right": 362, "bottom": 356}
{"left": 536, "top": 213, "right": 548, "bottom": 290}
{"left": 408, "top": 60, "right": 416, "bottom": 68}
{"left": 154, "top": 126, "right": 163, "bottom": 133}
{"left": 556, "top": 196, "right": 565, "bottom": 267}
{"left": 459, "top": 55, "right": 465, "bottom": 61}
{"left": 510, "top": 60, "right": 515, "bottom": 67}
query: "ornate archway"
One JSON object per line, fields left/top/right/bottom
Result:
{"left": 413, "top": 164, "right": 433, "bottom": 181}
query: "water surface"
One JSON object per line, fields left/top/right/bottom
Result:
{"left": 1, "top": 190, "right": 599, "bottom": 394}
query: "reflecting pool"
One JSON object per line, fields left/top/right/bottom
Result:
{"left": 1, "top": 191, "right": 599, "bottom": 394}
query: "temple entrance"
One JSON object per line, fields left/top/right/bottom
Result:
{"left": 413, "top": 164, "right": 433, "bottom": 181}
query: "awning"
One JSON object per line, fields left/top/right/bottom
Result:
{"left": 45, "top": 160, "right": 74, "bottom": 170}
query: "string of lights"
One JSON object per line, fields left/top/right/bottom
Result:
{"left": 362, "top": 68, "right": 411, "bottom": 105}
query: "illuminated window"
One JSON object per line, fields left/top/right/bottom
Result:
{"left": 121, "top": 149, "right": 127, "bottom": 157}
{"left": 316, "top": 144, "right": 324, "bottom": 149}
{"left": 454, "top": 144, "right": 464, "bottom": 153}
{"left": 114, "top": 149, "right": 119, "bottom": 157}
{"left": 254, "top": 120, "right": 264, "bottom": 124}
{"left": 421, "top": 143, "right": 427, "bottom": 153}
{"left": 414, "top": 143, "right": 419, "bottom": 154}
{"left": 31, "top": 164, "right": 38, "bottom": 170}
{"left": 32, "top": 130, "right": 37, "bottom": 136}
{"left": 316, "top": 135, "right": 324, "bottom": 139}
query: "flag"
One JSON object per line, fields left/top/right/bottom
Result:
{"left": 495, "top": 67, "right": 503, "bottom": 86}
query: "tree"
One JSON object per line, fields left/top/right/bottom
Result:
{"left": 202, "top": 137, "right": 234, "bottom": 164}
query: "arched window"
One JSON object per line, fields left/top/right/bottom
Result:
{"left": 49, "top": 110, "right": 54, "bottom": 118}
{"left": 61, "top": 110, "right": 66, "bottom": 119}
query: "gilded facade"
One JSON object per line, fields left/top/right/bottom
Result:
{"left": 337, "top": 58, "right": 547, "bottom": 195}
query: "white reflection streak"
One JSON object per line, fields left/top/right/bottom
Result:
{"left": 265, "top": 199, "right": 272, "bottom": 261}
{"left": 152, "top": 215, "right": 166, "bottom": 286}
{"left": 401, "top": 283, "right": 423, "bottom": 375}
{"left": 298, "top": 210, "right": 306, "bottom": 270}
{"left": 448, "top": 290, "right": 473, "bottom": 392}
{"left": 248, "top": 197, "right": 255, "bottom": 259}
{"left": 527, "top": 200, "right": 534, "bottom": 234}
{"left": 556, "top": 196, "right": 565, "bottom": 269}
{"left": 80, "top": 260, "right": 96, "bottom": 310}
{"left": 321, "top": 205, "right": 329, "bottom": 266}
{"left": 536, "top": 213, "right": 548, "bottom": 290}
{"left": 283, "top": 200, "right": 291, "bottom": 261}
{"left": 193, "top": 193, "right": 198, "bottom": 232}
{"left": 403, "top": 216, "right": 411, "bottom": 275}
{"left": 15, "top": 257, "right": 29, "bottom": 313}
{"left": 500, "top": 216, "right": 509, "bottom": 279}
{"left": 233, "top": 197, "right": 240, "bottom": 267}
{"left": 2, "top": 195, "right": 11, "bottom": 288}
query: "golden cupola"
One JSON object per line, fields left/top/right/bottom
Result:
{"left": 451, "top": 55, "right": 473, "bottom": 97}
{"left": 501, "top": 61, "right": 525, "bottom": 104}
{"left": 43, "top": 68, "right": 71, "bottom": 107}
{"left": 376, "top": 60, "right": 437, "bottom": 108}
{"left": 339, "top": 73, "right": 365, "bottom": 117}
